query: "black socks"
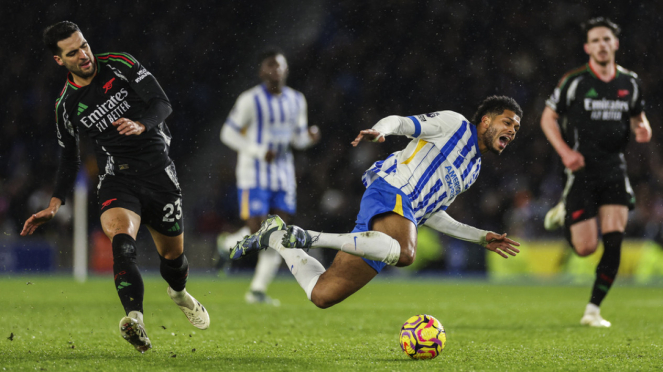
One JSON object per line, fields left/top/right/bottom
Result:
{"left": 159, "top": 253, "right": 189, "bottom": 292}
{"left": 112, "top": 234, "right": 145, "bottom": 314}
{"left": 590, "top": 231, "right": 623, "bottom": 306}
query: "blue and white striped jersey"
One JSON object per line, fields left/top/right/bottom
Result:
{"left": 221, "top": 84, "right": 313, "bottom": 191}
{"left": 362, "top": 111, "right": 481, "bottom": 225}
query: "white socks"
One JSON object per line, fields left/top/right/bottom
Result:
{"left": 127, "top": 310, "right": 144, "bottom": 323}
{"left": 267, "top": 229, "right": 403, "bottom": 301}
{"left": 249, "top": 248, "right": 283, "bottom": 293}
{"left": 270, "top": 231, "right": 324, "bottom": 300}
{"left": 168, "top": 287, "right": 195, "bottom": 310}
{"left": 585, "top": 303, "right": 600, "bottom": 315}
{"left": 307, "top": 230, "right": 401, "bottom": 265}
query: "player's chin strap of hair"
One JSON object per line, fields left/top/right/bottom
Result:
{"left": 423, "top": 211, "right": 489, "bottom": 247}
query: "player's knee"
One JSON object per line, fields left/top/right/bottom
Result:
{"left": 310, "top": 289, "right": 338, "bottom": 309}
{"left": 574, "top": 241, "right": 598, "bottom": 257}
{"left": 396, "top": 240, "right": 416, "bottom": 267}
{"left": 112, "top": 233, "right": 137, "bottom": 263}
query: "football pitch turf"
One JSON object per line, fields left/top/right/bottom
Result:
{"left": 1, "top": 276, "right": 661, "bottom": 371}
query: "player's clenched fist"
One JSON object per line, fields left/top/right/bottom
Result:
{"left": 113, "top": 118, "right": 145, "bottom": 135}
{"left": 561, "top": 150, "right": 585, "bottom": 172}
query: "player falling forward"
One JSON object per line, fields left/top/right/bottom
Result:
{"left": 230, "top": 96, "right": 522, "bottom": 308}
{"left": 21, "top": 22, "right": 209, "bottom": 352}
{"left": 219, "top": 49, "right": 319, "bottom": 305}
{"left": 541, "top": 18, "right": 652, "bottom": 327}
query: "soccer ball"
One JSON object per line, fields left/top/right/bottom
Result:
{"left": 399, "top": 314, "right": 446, "bottom": 360}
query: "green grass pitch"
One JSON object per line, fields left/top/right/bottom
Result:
{"left": 1, "top": 275, "right": 662, "bottom": 371}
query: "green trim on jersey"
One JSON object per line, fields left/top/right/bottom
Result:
{"left": 67, "top": 80, "right": 80, "bottom": 90}
{"left": 97, "top": 57, "right": 132, "bottom": 68}
{"left": 557, "top": 65, "right": 588, "bottom": 90}
{"left": 55, "top": 83, "right": 72, "bottom": 125}
{"left": 95, "top": 52, "right": 137, "bottom": 64}
{"left": 617, "top": 65, "right": 638, "bottom": 79}
{"left": 96, "top": 52, "right": 137, "bottom": 68}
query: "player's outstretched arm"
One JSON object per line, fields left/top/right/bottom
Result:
{"left": 20, "top": 197, "right": 62, "bottom": 236}
{"left": 423, "top": 211, "right": 520, "bottom": 259}
{"left": 351, "top": 129, "right": 386, "bottom": 146}
{"left": 630, "top": 112, "right": 652, "bottom": 143}
{"left": 352, "top": 114, "right": 421, "bottom": 146}
{"left": 484, "top": 232, "right": 520, "bottom": 259}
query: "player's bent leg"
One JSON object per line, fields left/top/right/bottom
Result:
{"left": 100, "top": 207, "right": 141, "bottom": 240}
{"left": 281, "top": 212, "right": 414, "bottom": 267}
{"left": 569, "top": 218, "right": 599, "bottom": 257}
{"left": 147, "top": 227, "right": 210, "bottom": 330}
{"left": 599, "top": 205, "right": 628, "bottom": 233}
{"left": 101, "top": 208, "right": 150, "bottom": 350}
{"left": 310, "top": 252, "right": 378, "bottom": 309}
{"left": 371, "top": 212, "right": 417, "bottom": 267}
{"left": 101, "top": 208, "right": 145, "bottom": 314}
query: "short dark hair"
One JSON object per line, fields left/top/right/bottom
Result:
{"left": 472, "top": 96, "right": 523, "bottom": 124}
{"left": 582, "top": 17, "right": 621, "bottom": 40}
{"left": 43, "top": 21, "right": 81, "bottom": 55}
{"left": 258, "top": 47, "right": 285, "bottom": 66}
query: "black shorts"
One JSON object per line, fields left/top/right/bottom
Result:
{"left": 97, "top": 162, "right": 184, "bottom": 236}
{"left": 563, "top": 168, "right": 635, "bottom": 228}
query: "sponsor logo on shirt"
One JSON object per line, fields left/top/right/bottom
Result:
{"left": 617, "top": 89, "right": 629, "bottom": 98}
{"left": 79, "top": 88, "right": 131, "bottom": 132}
{"left": 135, "top": 67, "right": 152, "bottom": 83}
{"left": 444, "top": 166, "right": 461, "bottom": 198}
{"left": 583, "top": 98, "right": 629, "bottom": 121}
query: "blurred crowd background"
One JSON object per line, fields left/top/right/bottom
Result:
{"left": 1, "top": 0, "right": 661, "bottom": 273}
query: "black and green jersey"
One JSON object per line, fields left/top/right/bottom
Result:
{"left": 545, "top": 63, "right": 645, "bottom": 174}
{"left": 53, "top": 52, "right": 173, "bottom": 204}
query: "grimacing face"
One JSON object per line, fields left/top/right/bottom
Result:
{"left": 481, "top": 110, "right": 520, "bottom": 155}
{"left": 54, "top": 31, "right": 96, "bottom": 79}
{"left": 584, "top": 26, "right": 619, "bottom": 66}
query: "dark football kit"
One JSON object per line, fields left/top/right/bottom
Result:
{"left": 545, "top": 63, "right": 644, "bottom": 229}
{"left": 52, "top": 52, "right": 183, "bottom": 236}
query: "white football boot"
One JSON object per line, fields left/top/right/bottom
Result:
{"left": 544, "top": 201, "right": 566, "bottom": 231}
{"left": 580, "top": 304, "right": 611, "bottom": 327}
{"left": 167, "top": 287, "right": 210, "bottom": 330}
{"left": 119, "top": 311, "right": 152, "bottom": 353}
